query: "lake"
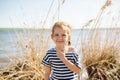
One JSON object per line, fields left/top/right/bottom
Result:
{"left": 0, "top": 28, "right": 120, "bottom": 63}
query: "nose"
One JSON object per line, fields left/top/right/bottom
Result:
{"left": 58, "top": 35, "right": 63, "bottom": 39}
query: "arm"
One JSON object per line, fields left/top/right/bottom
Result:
{"left": 44, "top": 66, "right": 51, "bottom": 80}
{"left": 62, "top": 58, "right": 81, "bottom": 80}
{"left": 57, "top": 52, "right": 81, "bottom": 74}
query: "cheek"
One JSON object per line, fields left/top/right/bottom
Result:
{"left": 52, "top": 37, "right": 56, "bottom": 41}
{"left": 64, "top": 37, "right": 69, "bottom": 42}
{"left": 52, "top": 37, "right": 57, "bottom": 42}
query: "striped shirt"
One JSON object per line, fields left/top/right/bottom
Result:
{"left": 42, "top": 48, "right": 82, "bottom": 80}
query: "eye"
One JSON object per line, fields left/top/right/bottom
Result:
{"left": 54, "top": 34, "right": 59, "bottom": 37}
{"left": 62, "top": 34, "right": 66, "bottom": 37}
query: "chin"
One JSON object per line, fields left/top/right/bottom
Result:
{"left": 57, "top": 43, "right": 65, "bottom": 46}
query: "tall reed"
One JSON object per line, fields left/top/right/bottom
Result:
{"left": 0, "top": 28, "right": 50, "bottom": 80}
{"left": 80, "top": 0, "right": 120, "bottom": 79}
{"left": 0, "top": 0, "right": 120, "bottom": 80}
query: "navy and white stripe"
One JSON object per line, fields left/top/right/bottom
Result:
{"left": 42, "top": 48, "right": 81, "bottom": 80}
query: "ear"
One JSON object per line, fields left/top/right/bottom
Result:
{"left": 51, "top": 34, "right": 53, "bottom": 39}
{"left": 68, "top": 34, "right": 71, "bottom": 41}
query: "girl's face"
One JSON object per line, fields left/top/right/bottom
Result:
{"left": 51, "top": 27, "right": 70, "bottom": 47}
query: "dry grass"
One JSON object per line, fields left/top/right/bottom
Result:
{"left": 0, "top": 0, "right": 120, "bottom": 80}
{"left": 82, "top": 42, "right": 120, "bottom": 79}
{"left": 0, "top": 29, "right": 50, "bottom": 80}
{"left": 80, "top": 0, "right": 120, "bottom": 79}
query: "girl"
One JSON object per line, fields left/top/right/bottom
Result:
{"left": 42, "top": 22, "right": 82, "bottom": 80}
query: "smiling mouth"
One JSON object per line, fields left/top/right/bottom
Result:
{"left": 57, "top": 41, "right": 64, "bottom": 43}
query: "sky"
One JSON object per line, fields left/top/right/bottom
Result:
{"left": 0, "top": 0, "right": 120, "bottom": 29}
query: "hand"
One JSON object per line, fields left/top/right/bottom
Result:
{"left": 56, "top": 50, "right": 66, "bottom": 61}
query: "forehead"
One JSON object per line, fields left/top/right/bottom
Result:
{"left": 54, "top": 27, "right": 68, "bottom": 33}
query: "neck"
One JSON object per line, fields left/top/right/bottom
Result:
{"left": 55, "top": 46, "right": 68, "bottom": 52}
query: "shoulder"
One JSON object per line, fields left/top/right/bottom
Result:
{"left": 68, "top": 46, "right": 80, "bottom": 57}
{"left": 44, "top": 48, "right": 56, "bottom": 57}
{"left": 68, "top": 46, "right": 77, "bottom": 52}
{"left": 46, "top": 48, "right": 56, "bottom": 55}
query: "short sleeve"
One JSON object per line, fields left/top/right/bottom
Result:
{"left": 73, "top": 52, "right": 82, "bottom": 69}
{"left": 41, "top": 52, "right": 51, "bottom": 67}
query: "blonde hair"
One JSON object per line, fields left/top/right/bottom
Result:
{"left": 51, "top": 22, "right": 72, "bottom": 45}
